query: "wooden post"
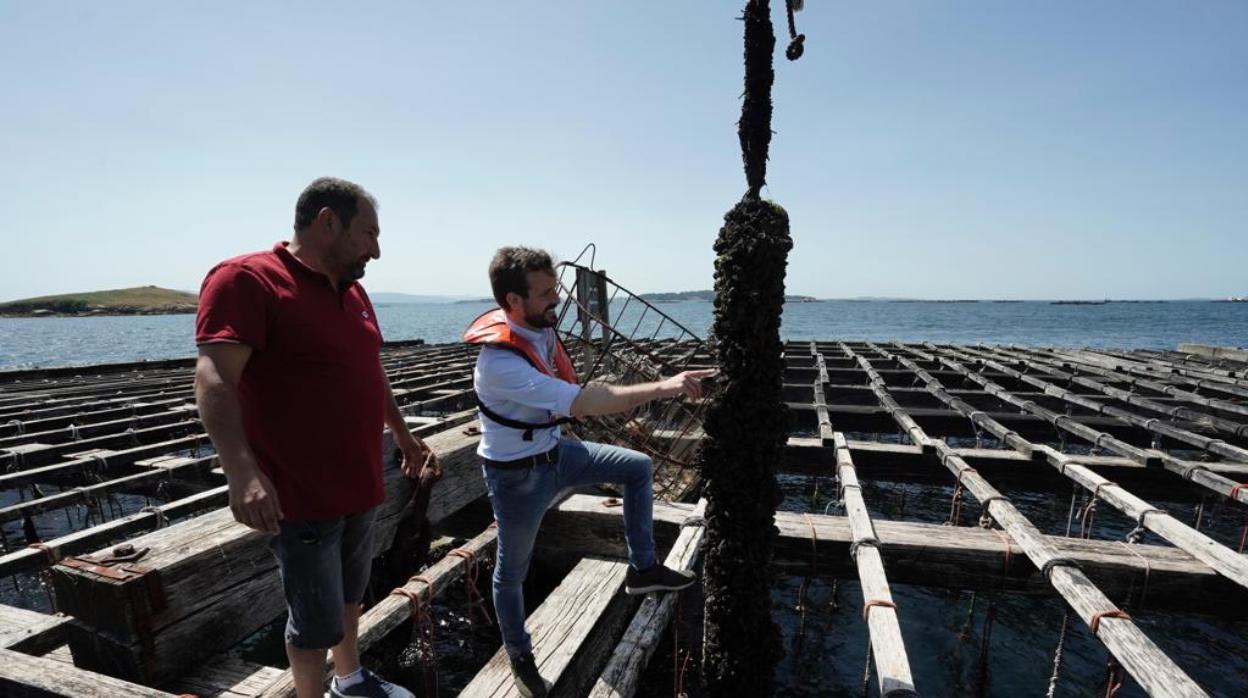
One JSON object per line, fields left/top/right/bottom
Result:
{"left": 589, "top": 499, "right": 708, "bottom": 698}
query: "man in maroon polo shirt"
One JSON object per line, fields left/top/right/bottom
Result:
{"left": 195, "top": 177, "right": 429, "bottom": 698}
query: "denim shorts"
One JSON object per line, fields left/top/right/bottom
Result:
{"left": 268, "top": 506, "right": 378, "bottom": 649}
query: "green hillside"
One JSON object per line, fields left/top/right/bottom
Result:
{"left": 0, "top": 286, "right": 198, "bottom": 316}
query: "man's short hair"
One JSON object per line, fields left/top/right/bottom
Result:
{"left": 490, "top": 247, "right": 556, "bottom": 309}
{"left": 293, "top": 177, "right": 377, "bottom": 230}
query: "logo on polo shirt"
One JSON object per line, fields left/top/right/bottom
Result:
{"left": 362, "top": 310, "right": 370, "bottom": 320}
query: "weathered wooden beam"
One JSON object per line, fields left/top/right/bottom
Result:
{"left": 542, "top": 495, "right": 1247, "bottom": 618}
{"left": 961, "top": 345, "right": 1248, "bottom": 463}
{"left": 254, "top": 525, "right": 499, "bottom": 698}
{"left": 829, "top": 428, "right": 916, "bottom": 697}
{"left": 460, "top": 556, "right": 641, "bottom": 697}
{"left": 168, "top": 654, "right": 286, "bottom": 698}
{"left": 934, "top": 345, "right": 1248, "bottom": 509}
{"left": 846, "top": 345, "right": 1206, "bottom": 696}
{"left": 0, "top": 432, "right": 211, "bottom": 488}
{"left": 48, "top": 422, "right": 486, "bottom": 685}
{"left": 889, "top": 345, "right": 1248, "bottom": 594}
{"left": 0, "top": 605, "right": 71, "bottom": 655}
{"left": 1176, "top": 344, "right": 1248, "bottom": 373}
{"left": 790, "top": 402, "right": 1148, "bottom": 443}
{"left": 0, "top": 455, "right": 219, "bottom": 524}
{"left": 589, "top": 499, "right": 707, "bottom": 698}
{"left": 0, "top": 647, "right": 179, "bottom": 698}
{"left": 782, "top": 438, "right": 1246, "bottom": 502}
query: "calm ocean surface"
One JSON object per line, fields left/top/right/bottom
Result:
{"left": 1, "top": 299, "right": 1245, "bottom": 371}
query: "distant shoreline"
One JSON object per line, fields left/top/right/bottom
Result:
{"left": 0, "top": 286, "right": 200, "bottom": 319}
{"left": 0, "top": 307, "right": 198, "bottom": 319}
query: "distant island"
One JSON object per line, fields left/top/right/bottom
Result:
{"left": 641, "top": 290, "right": 818, "bottom": 303}
{"left": 0, "top": 286, "right": 198, "bottom": 317}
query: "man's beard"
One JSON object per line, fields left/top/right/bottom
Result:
{"left": 525, "top": 304, "right": 559, "bottom": 329}
{"left": 344, "top": 262, "right": 367, "bottom": 282}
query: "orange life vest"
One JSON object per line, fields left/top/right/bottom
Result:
{"left": 464, "top": 308, "right": 578, "bottom": 440}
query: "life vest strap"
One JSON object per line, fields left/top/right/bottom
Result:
{"left": 474, "top": 395, "right": 576, "bottom": 442}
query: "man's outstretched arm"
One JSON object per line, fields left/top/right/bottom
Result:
{"left": 569, "top": 369, "right": 715, "bottom": 418}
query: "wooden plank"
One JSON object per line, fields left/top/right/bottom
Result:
{"left": 0, "top": 605, "right": 70, "bottom": 654}
{"left": 460, "top": 557, "right": 638, "bottom": 698}
{"left": 0, "top": 647, "right": 178, "bottom": 698}
{"left": 918, "top": 347, "right": 1248, "bottom": 593}
{"left": 844, "top": 344, "right": 1206, "bottom": 697}
{"left": 0, "top": 485, "right": 229, "bottom": 578}
{"left": 253, "top": 525, "right": 499, "bottom": 698}
{"left": 1178, "top": 343, "right": 1248, "bottom": 367}
{"left": 49, "top": 423, "right": 486, "bottom": 685}
{"left": 168, "top": 654, "right": 286, "bottom": 698}
{"left": 542, "top": 495, "right": 1246, "bottom": 618}
{"left": 589, "top": 499, "right": 707, "bottom": 698}
{"left": 0, "top": 455, "right": 219, "bottom": 524}
{"left": 830, "top": 430, "right": 915, "bottom": 697}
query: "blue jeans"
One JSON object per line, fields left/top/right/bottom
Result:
{"left": 482, "top": 437, "right": 657, "bottom": 658}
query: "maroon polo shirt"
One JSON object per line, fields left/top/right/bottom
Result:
{"left": 195, "top": 242, "right": 386, "bottom": 521}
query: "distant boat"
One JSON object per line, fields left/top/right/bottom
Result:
{"left": 1212, "top": 296, "right": 1248, "bottom": 303}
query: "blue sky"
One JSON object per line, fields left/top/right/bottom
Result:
{"left": 2, "top": 2, "right": 1244, "bottom": 301}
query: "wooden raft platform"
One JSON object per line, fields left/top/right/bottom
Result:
{"left": 0, "top": 340, "right": 1246, "bottom": 695}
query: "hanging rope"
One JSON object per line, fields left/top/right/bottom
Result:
{"left": 389, "top": 575, "right": 439, "bottom": 698}
{"left": 446, "top": 548, "right": 493, "bottom": 627}
{"left": 1076, "top": 481, "right": 1115, "bottom": 541}
{"left": 671, "top": 593, "right": 691, "bottom": 698}
{"left": 945, "top": 482, "right": 965, "bottom": 527}
{"left": 974, "top": 601, "right": 997, "bottom": 698}
{"left": 1065, "top": 487, "right": 1081, "bottom": 537}
{"left": 1115, "top": 540, "right": 1152, "bottom": 609}
{"left": 1044, "top": 611, "right": 1069, "bottom": 698}
{"left": 861, "top": 633, "right": 874, "bottom": 698}
{"left": 1102, "top": 655, "right": 1126, "bottom": 698}
{"left": 784, "top": 0, "right": 806, "bottom": 60}
{"left": 957, "top": 591, "right": 977, "bottom": 642}
{"left": 793, "top": 513, "right": 819, "bottom": 654}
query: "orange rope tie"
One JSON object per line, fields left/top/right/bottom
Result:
{"left": 1229, "top": 482, "right": 1248, "bottom": 501}
{"left": 1088, "top": 609, "right": 1131, "bottom": 636}
{"left": 27, "top": 542, "right": 57, "bottom": 564}
{"left": 448, "top": 548, "right": 493, "bottom": 627}
{"left": 862, "top": 598, "right": 897, "bottom": 623}
{"left": 390, "top": 575, "right": 439, "bottom": 697}
{"left": 390, "top": 575, "right": 435, "bottom": 620}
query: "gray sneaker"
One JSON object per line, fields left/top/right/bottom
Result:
{"left": 624, "top": 563, "right": 697, "bottom": 595}
{"left": 328, "top": 668, "right": 415, "bottom": 698}
{"left": 509, "top": 652, "right": 551, "bottom": 698}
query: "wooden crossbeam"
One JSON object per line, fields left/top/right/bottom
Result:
{"left": 846, "top": 344, "right": 1207, "bottom": 696}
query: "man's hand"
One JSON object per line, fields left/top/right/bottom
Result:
{"left": 397, "top": 432, "right": 439, "bottom": 479}
{"left": 227, "top": 465, "right": 284, "bottom": 534}
{"left": 660, "top": 369, "right": 718, "bottom": 400}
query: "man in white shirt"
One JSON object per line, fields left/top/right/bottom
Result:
{"left": 465, "top": 247, "right": 712, "bottom": 698}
